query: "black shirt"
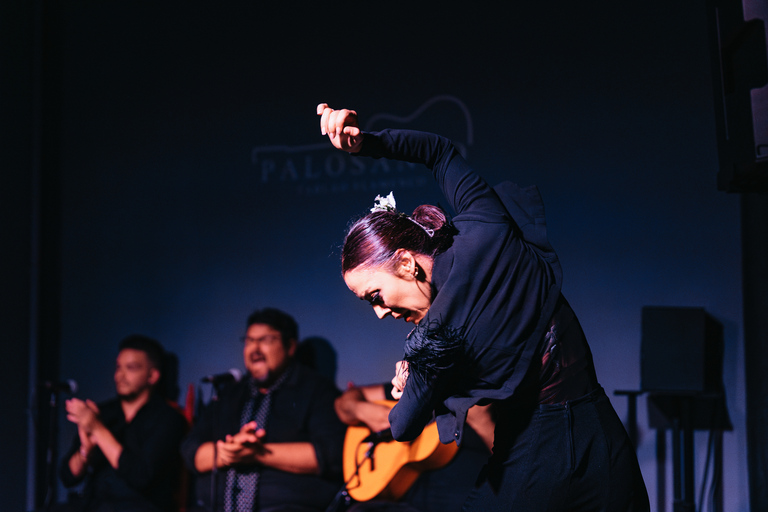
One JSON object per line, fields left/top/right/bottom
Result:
{"left": 60, "top": 393, "right": 189, "bottom": 512}
{"left": 181, "top": 363, "right": 347, "bottom": 511}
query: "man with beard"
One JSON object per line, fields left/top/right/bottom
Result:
{"left": 59, "top": 335, "right": 188, "bottom": 512}
{"left": 181, "top": 308, "right": 346, "bottom": 512}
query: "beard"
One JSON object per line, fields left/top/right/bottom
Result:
{"left": 118, "top": 390, "right": 141, "bottom": 402}
{"left": 116, "top": 382, "right": 152, "bottom": 403}
{"left": 249, "top": 360, "right": 291, "bottom": 389}
{"left": 252, "top": 369, "right": 277, "bottom": 388}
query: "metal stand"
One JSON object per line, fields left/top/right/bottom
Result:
{"left": 614, "top": 390, "right": 701, "bottom": 512}
{"left": 614, "top": 389, "right": 644, "bottom": 449}
{"left": 324, "top": 487, "right": 352, "bottom": 512}
{"left": 42, "top": 390, "right": 60, "bottom": 512}
{"left": 647, "top": 392, "right": 731, "bottom": 512}
{"left": 208, "top": 384, "right": 221, "bottom": 512}
{"left": 671, "top": 397, "right": 695, "bottom": 512}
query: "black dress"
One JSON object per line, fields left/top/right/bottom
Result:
{"left": 355, "top": 129, "right": 649, "bottom": 511}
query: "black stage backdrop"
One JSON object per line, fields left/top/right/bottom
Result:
{"left": 4, "top": 2, "right": 753, "bottom": 511}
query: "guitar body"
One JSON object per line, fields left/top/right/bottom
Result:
{"left": 343, "top": 401, "right": 459, "bottom": 502}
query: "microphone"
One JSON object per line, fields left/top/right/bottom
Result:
{"left": 362, "top": 428, "right": 393, "bottom": 445}
{"left": 201, "top": 369, "right": 242, "bottom": 385}
{"left": 43, "top": 379, "right": 78, "bottom": 394}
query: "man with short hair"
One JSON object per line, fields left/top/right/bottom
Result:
{"left": 181, "top": 308, "right": 347, "bottom": 512}
{"left": 59, "top": 334, "right": 188, "bottom": 512}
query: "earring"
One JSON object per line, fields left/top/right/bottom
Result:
{"left": 413, "top": 266, "right": 420, "bottom": 279}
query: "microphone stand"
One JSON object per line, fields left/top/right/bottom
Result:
{"left": 324, "top": 486, "right": 351, "bottom": 512}
{"left": 208, "top": 383, "right": 221, "bottom": 512}
{"left": 324, "top": 430, "right": 391, "bottom": 512}
{"left": 42, "top": 388, "right": 60, "bottom": 512}
{"left": 203, "top": 373, "right": 242, "bottom": 512}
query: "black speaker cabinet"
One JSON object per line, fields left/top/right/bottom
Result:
{"left": 641, "top": 306, "right": 724, "bottom": 393}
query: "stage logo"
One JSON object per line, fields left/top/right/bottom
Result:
{"left": 250, "top": 95, "right": 474, "bottom": 197}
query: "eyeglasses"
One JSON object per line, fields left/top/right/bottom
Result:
{"left": 240, "top": 334, "right": 282, "bottom": 345}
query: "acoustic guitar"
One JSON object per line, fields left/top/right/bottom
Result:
{"left": 342, "top": 401, "right": 459, "bottom": 502}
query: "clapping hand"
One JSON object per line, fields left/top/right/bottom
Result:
{"left": 216, "top": 421, "right": 268, "bottom": 467}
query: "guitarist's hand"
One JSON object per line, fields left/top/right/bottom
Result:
{"left": 216, "top": 421, "right": 267, "bottom": 467}
{"left": 391, "top": 361, "right": 409, "bottom": 400}
{"left": 335, "top": 385, "right": 392, "bottom": 432}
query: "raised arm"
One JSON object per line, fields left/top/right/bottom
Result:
{"left": 316, "top": 104, "right": 504, "bottom": 216}
{"left": 65, "top": 397, "right": 186, "bottom": 490}
{"left": 65, "top": 398, "right": 124, "bottom": 469}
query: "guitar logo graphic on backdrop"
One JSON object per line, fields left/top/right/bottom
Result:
{"left": 250, "top": 95, "right": 474, "bottom": 197}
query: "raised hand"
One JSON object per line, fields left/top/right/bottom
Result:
{"left": 317, "top": 103, "right": 363, "bottom": 153}
{"left": 66, "top": 397, "right": 100, "bottom": 434}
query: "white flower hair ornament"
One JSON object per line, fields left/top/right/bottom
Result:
{"left": 370, "top": 191, "right": 397, "bottom": 213}
{"left": 369, "top": 191, "right": 434, "bottom": 237}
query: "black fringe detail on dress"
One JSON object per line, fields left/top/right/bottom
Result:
{"left": 403, "top": 320, "right": 466, "bottom": 379}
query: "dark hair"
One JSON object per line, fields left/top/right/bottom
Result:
{"left": 118, "top": 334, "right": 165, "bottom": 369}
{"left": 246, "top": 308, "right": 299, "bottom": 347}
{"left": 341, "top": 204, "right": 456, "bottom": 274}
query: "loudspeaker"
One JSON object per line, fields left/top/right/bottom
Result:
{"left": 708, "top": 0, "right": 768, "bottom": 192}
{"left": 641, "top": 306, "right": 724, "bottom": 393}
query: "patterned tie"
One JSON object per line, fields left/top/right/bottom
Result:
{"left": 223, "top": 368, "right": 290, "bottom": 512}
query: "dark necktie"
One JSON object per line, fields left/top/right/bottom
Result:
{"left": 223, "top": 369, "right": 289, "bottom": 512}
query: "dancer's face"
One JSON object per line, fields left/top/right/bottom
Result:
{"left": 344, "top": 252, "right": 432, "bottom": 324}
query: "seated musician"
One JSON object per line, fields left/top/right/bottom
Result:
{"left": 335, "top": 382, "right": 494, "bottom": 512}
{"left": 181, "top": 307, "right": 347, "bottom": 512}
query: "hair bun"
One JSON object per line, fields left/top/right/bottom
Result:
{"left": 410, "top": 204, "right": 447, "bottom": 231}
